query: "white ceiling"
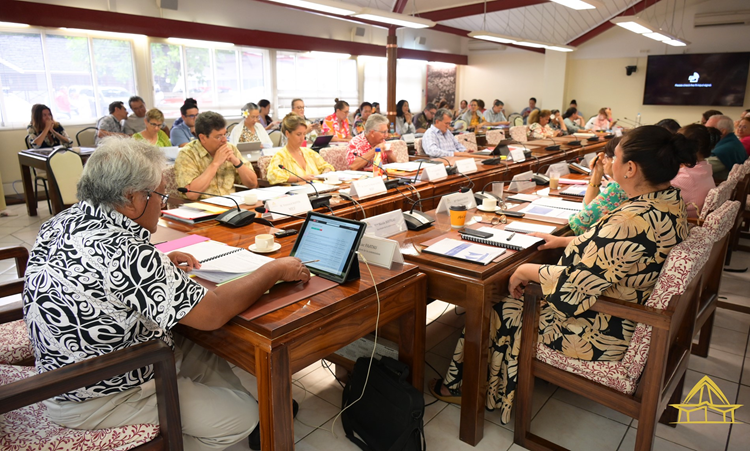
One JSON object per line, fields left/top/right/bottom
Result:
{"left": 328, "top": 0, "right": 700, "bottom": 47}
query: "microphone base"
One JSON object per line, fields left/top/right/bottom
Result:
{"left": 215, "top": 209, "right": 257, "bottom": 227}
{"left": 587, "top": 136, "right": 600, "bottom": 142}
{"left": 310, "top": 194, "right": 332, "bottom": 209}
{"left": 532, "top": 174, "right": 550, "bottom": 185}
{"left": 384, "top": 179, "right": 400, "bottom": 190}
{"left": 545, "top": 145, "right": 561, "bottom": 151}
{"left": 403, "top": 211, "right": 435, "bottom": 230}
{"left": 446, "top": 166, "right": 458, "bottom": 176}
{"left": 567, "top": 140, "right": 581, "bottom": 147}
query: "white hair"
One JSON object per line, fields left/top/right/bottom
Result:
{"left": 77, "top": 136, "right": 165, "bottom": 208}
{"left": 709, "top": 115, "right": 734, "bottom": 133}
{"left": 364, "top": 114, "right": 389, "bottom": 133}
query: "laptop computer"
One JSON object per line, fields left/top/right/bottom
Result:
{"left": 236, "top": 142, "right": 262, "bottom": 152}
{"left": 310, "top": 135, "right": 334, "bottom": 151}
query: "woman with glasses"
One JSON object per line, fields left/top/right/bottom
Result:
{"left": 133, "top": 108, "right": 171, "bottom": 147}
{"left": 229, "top": 103, "right": 273, "bottom": 147}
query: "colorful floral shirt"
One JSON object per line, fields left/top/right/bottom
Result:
{"left": 569, "top": 182, "right": 629, "bottom": 235}
{"left": 174, "top": 140, "right": 249, "bottom": 198}
{"left": 26, "top": 124, "right": 70, "bottom": 148}
{"left": 529, "top": 122, "right": 556, "bottom": 139}
{"left": 347, "top": 133, "right": 389, "bottom": 171}
{"left": 322, "top": 113, "right": 351, "bottom": 140}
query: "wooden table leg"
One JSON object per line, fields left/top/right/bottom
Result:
{"left": 19, "top": 162, "right": 36, "bottom": 217}
{"left": 398, "top": 274, "right": 426, "bottom": 389}
{"left": 459, "top": 284, "right": 491, "bottom": 446}
{"left": 256, "top": 345, "right": 294, "bottom": 451}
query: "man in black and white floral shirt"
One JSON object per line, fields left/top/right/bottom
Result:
{"left": 23, "top": 136, "right": 310, "bottom": 450}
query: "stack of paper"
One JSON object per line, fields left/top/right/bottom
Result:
{"left": 173, "top": 240, "right": 274, "bottom": 284}
{"left": 161, "top": 203, "right": 228, "bottom": 224}
{"left": 423, "top": 238, "right": 506, "bottom": 265}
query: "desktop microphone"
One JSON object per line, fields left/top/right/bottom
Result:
{"left": 409, "top": 159, "right": 425, "bottom": 184}
{"left": 431, "top": 157, "right": 458, "bottom": 175}
{"left": 177, "top": 187, "right": 261, "bottom": 227}
{"left": 621, "top": 117, "right": 639, "bottom": 127}
{"left": 354, "top": 154, "right": 400, "bottom": 189}
{"left": 544, "top": 134, "right": 561, "bottom": 151}
{"left": 278, "top": 165, "right": 332, "bottom": 208}
{"left": 254, "top": 206, "right": 309, "bottom": 221}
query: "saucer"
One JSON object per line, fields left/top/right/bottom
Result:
{"left": 248, "top": 242, "right": 281, "bottom": 254}
{"left": 477, "top": 205, "right": 499, "bottom": 212}
{"left": 324, "top": 180, "right": 343, "bottom": 185}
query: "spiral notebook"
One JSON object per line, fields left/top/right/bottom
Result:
{"left": 170, "top": 240, "right": 274, "bottom": 284}
{"left": 459, "top": 227, "right": 544, "bottom": 251}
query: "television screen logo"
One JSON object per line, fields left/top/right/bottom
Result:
{"left": 688, "top": 72, "right": 700, "bottom": 83}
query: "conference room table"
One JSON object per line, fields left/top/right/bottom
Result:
{"left": 152, "top": 220, "right": 427, "bottom": 451}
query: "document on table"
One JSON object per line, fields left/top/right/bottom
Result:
{"left": 503, "top": 222, "right": 557, "bottom": 234}
{"left": 174, "top": 240, "right": 274, "bottom": 284}
{"left": 423, "top": 238, "right": 506, "bottom": 265}
{"left": 383, "top": 161, "right": 427, "bottom": 171}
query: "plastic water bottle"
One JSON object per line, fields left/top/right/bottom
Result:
{"left": 372, "top": 147, "right": 384, "bottom": 177}
{"left": 636, "top": 113, "right": 641, "bottom": 127}
{"left": 389, "top": 122, "right": 395, "bottom": 136}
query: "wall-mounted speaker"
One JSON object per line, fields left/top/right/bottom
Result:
{"left": 157, "top": 0, "right": 178, "bottom": 10}
{"left": 626, "top": 65, "right": 637, "bottom": 76}
{"left": 353, "top": 26, "right": 366, "bottom": 37}
{"left": 414, "top": 36, "right": 427, "bottom": 46}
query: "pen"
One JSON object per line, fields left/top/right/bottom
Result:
{"left": 301, "top": 260, "right": 320, "bottom": 264}
{"left": 506, "top": 232, "right": 515, "bottom": 241}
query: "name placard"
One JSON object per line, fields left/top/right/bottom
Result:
{"left": 436, "top": 190, "right": 477, "bottom": 213}
{"left": 509, "top": 170, "right": 536, "bottom": 193}
{"left": 363, "top": 210, "right": 408, "bottom": 238}
{"left": 455, "top": 158, "right": 478, "bottom": 174}
{"left": 264, "top": 194, "right": 313, "bottom": 220}
{"left": 357, "top": 235, "right": 404, "bottom": 269}
{"left": 419, "top": 163, "right": 448, "bottom": 182}
{"left": 349, "top": 177, "right": 387, "bottom": 198}
{"left": 509, "top": 148, "right": 526, "bottom": 163}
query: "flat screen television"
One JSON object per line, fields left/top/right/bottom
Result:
{"left": 643, "top": 52, "right": 750, "bottom": 106}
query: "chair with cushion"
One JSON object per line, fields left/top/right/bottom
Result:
{"left": 456, "top": 132, "right": 478, "bottom": 152}
{"left": 162, "top": 166, "right": 179, "bottom": 200}
{"left": 697, "top": 180, "right": 734, "bottom": 224}
{"left": 24, "top": 135, "right": 53, "bottom": 213}
{"left": 0, "top": 340, "right": 183, "bottom": 450}
{"left": 414, "top": 138, "right": 424, "bottom": 155}
{"left": 515, "top": 226, "right": 712, "bottom": 451}
{"left": 47, "top": 148, "right": 84, "bottom": 210}
{"left": 725, "top": 164, "right": 749, "bottom": 264}
{"left": 692, "top": 201, "right": 740, "bottom": 356}
{"left": 319, "top": 146, "right": 349, "bottom": 171}
{"left": 257, "top": 155, "right": 273, "bottom": 180}
{"left": 0, "top": 246, "right": 32, "bottom": 367}
{"left": 509, "top": 126, "right": 528, "bottom": 143}
{"left": 76, "top": 126, "right": 98, "bottom": 147}
{"left": 388, "top": 140, "right": 409, "bottom": 163}
{"left": 226, "top": 122, "right": 239, "bottom": 135}
{"left": 507, "top": 113, "right": 523, "bottom": 127}
{"left": 485, "top": 129, "right": 505, "bottom": 147}
{"left": 269, "top": 131, "right": 283, "bottom": 147}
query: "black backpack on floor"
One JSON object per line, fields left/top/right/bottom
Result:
{"left": 341, "top": 356, "right": 426, "bottom": 451}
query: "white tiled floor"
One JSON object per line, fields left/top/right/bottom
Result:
{"left": 3, "top": 201, "right": 750, "bottom": 451}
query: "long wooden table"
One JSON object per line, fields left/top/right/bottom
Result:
{"left": 157, "top": 223, "right": 427, "bottom": 451}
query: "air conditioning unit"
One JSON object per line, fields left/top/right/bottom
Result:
{"left": 157, "top": 0, "right": 178, "bottom": 10}
{"left": 694, "top": 10, "right": 750, "bottom": 27}
{"left": 351, "top": 26, "right": 368, "bottom": 42}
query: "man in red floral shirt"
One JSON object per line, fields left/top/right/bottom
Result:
{"left": 347, "top": 114, "right": 396, "bottom": 171}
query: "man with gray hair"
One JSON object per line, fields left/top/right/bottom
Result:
{"left": 705, "top": 114, "right": 748, "bottom": 181}
{"left": 23, "top": 137, "right": 310, "bottom": 450}
{"left": 421, "top": 108, "right": 466, "bottom": 157}
{"left": 346, "top": 113, "right": 396, "bottom": 171}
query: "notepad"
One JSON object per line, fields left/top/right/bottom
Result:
{"left": 559, "top": 185, "right": 588, "bottom": 197}
{"left": 459, "top": 227, "right": 544, "bottom": 251}
{"left": 161, "top": 203, "right": 229, "bottom": 223}
{"left": 506, "top": 193, "right": 539, "bottom": 203}
{"left": 503, "top": 222, "right": 556, "bottom": 234}
{"left": 174, "top": 240, "right": 274, "bottom": 284}
{"left": 422, "top": 238, "right": 506, "bottom": 265}
{"left": 532, "top": 198, "right": 583, "bottom": 212}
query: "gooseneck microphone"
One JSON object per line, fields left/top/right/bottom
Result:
{"left": 431, "top": 157, "right": 457, "bottom": 175}
{"left": 177, "top": 187, "right": 260, "bottom": 227}
{"left": 545, "top": 133, "right": 561, "bottom": 151}
{"left": 255, "top": 206, "right": 308, "bottom": 220}
{"left": 354, "top": 154, "right": 401, "bottom": 189}
{"left": 278, "top": 164, "right": 331, "bottom": 208}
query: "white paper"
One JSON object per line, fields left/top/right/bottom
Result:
{"left": 455, "top": 158, "right": 478, "bottom": 174}
{"left": 506, "top": 193, "right": 539, "bottom": 202}
{"left": 383, "top": 161, "right": 426, "bottom": 171}
{"left": 265, "top": 194, "right": 313, "bottom": 220}
{"left": 357, "top": 235, "right": 403, "bottom": 269}
{"left": 349, "top": 177, "right": 388, "bottom": 198}
{"left": 402, "top": 133, "right": 416, "bottom": 143}
{"left": 509, "top": 148, "right": 526, "bottom": 163}
{"left": 285, "top": 183, "right": 337, "bottom": 196}
{"left": 545, "top": 162, "right": 570, "bottom": 177}
{"left": 202, "top": 195, "right": 244, "bottom": 208}
{"left": 363, "top": 210, "right": 408, "bottom": 238}
{"left": 503, "top": 222, "right": 557, "bottom": 234}
{"left": 509, "top": 171, "right": 536, "bottom": 193}
{"left": 176, "top": 241, "right": 274, "bottom": 283}
{"left": 314, "top": 170, "right": 371, "bottom": 181}
{"left": 520, "top": 204, "right": 574, "bottom": 220}
{"left": 436, "top": 190, "right": 477, "bottom": 213}
{"left": 533, "top": 197, "right": 583, "bottom": 211}
{"left": 423, "top": 238, "right": 505, "bottom": 265}
{"left": 419, "top": 163, "right": 448, "bottom": 181}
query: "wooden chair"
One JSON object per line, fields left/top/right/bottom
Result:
{"left": 0, "top": 340, "right": 183, "bottom": 450}
{"left": 507, "top": 113, "right": 522, "bottom": 126}
{"left": 725, "top": 164, "right": 749, "bottom": 264}
{"left": 696, "top": 180, "right": 734, "bottom": 224}
{"left": 0, "top": 246, "right": 32, "bottom": 366}
{"left": 692, "top": 201, "right": 740, "bottom": 356}
{"left": 485, "top": 129, "right": 505, "bottom": 147}
{"left": 414, "top": 138, "right": 424, "bottom": 155}
{"left": 257, "top": 155, "right": 273, "bottom": 180}
{"left": 738, "top": 160, "right": 750, "bottom": 252}
{"left": 514, "top": 226, "right": 712, "bottom": 451}
{"left": 509, "top": 126, "right": 528, "bottom": 143}
{"left": 46, "top": 148, "right": 84, "bottom": 209}
{"left": 319, "top": 146, "right": 349, "bottom": 171}
{"left": 456, "top": 132, "right": 478, "bottom": 152}
{"left": 387, "top": 139, "right": 409, "bottom": 163}
{"left": 24, "top": 135, "right": 52, "bottom": 213}
{"left": 227, "top": 122, "right": 239, "bottom": 134}
{"left": 269, "top": 131, "right": 283, "bottom": 147}
{"left": 76, "top": 126, "right": 98, "bottom": 147}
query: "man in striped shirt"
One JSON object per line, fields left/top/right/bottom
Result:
{"left": 421, "top": 108, "right": 466, "bottom": 157}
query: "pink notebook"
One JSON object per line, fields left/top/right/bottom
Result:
{"left": 154, "top": 235, "right": 210, "bottom": 253}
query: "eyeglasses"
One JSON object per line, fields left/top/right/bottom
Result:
{"left": 185, "top": 114, "right": 198, "bottom": 119}
{"left": 148, "top": 122, "right": 163, "bottom": 128}
{"left": 209, "top": 133, "right": 227, "bottom": 141}
{"left": 146, "top": 190, "right": 169, "bottom": 208}
{"left": 474, "top": 216, "right": 506, "bottom": 226}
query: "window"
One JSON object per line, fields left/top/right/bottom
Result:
{"left": 276, "top": 52, "right": 358, "bottom": 119}
{"left": 0, "top": 28, "right": 136, "bottom": 127}
{"left": 362, "top": 57, "right": 426, "bottom": 114}
{"left": 151, "top": 42, "right": 270, "bottom": 119}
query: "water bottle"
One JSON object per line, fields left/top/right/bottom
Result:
{"left": 389, "top": 122, "right": 395, "bottom": 136}
{"left": 636, "top": 113, "right": 641, "bottom": 127}
{"left": 372, "top": 147, "right": 384, "bottom": 177}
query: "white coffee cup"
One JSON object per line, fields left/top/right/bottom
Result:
{"left": 482, "top": 197, "right": 497, "bottom": 210}
{"left": 255, "top": 234, "right": 275, "bottom": 251}
{"left": 243, "top": 192, "right": 258, "bottom": 205}
{"left": 325, "top": 174, "right": 339, "bottom": 184}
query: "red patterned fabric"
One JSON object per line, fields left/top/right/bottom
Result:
{"left": 536, "top": 227, "right": 712, "bottom": 394}
{"left": 162, "top": 166, "right": 179, "bottom": 199}
{"left": 258, "top": 155, "right": 273, "bottom": 180}
{"left": 388, "top": 140, "right": 408, "bottom": 163}
{"left": 509, "top": 126, "right": 528, "bottom": 142}
{"left": 319, "top": 147, "right": 350, "bottom": 171}
{"left": 456, "top": 133, "right": 478, "bottom": 152}
{"left": 485, "top": 129, "right": 505, "bottom": 146}
{"left": 0, "top": 364, "right": 159, "bottom": 450}
{"left": 703, "top": 201, "right": 740, "bottom": 243}
{"left": 414, "top": 138, "right": 424, "bottom": 155}
{"left": 699, "top": 181, "right": 734, "bottom": 221}
{"left": 345, "top": 134, "right": 389, "bottom": 169}
{"left": 0, "top": 320, "right": 33, "bottom": 365}
{"left": 728, "top": 162, "right": 748, "bottom": 182}
{"left": 321, "top": 113, "right": 351, "bottom": 140}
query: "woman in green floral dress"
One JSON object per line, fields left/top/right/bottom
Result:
{"left": 431, "top": 126, "right": 698, "bottom": 424}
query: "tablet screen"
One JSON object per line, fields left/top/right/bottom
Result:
{"left": 290, "top": 213, "right": 367, "bottom": 283}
